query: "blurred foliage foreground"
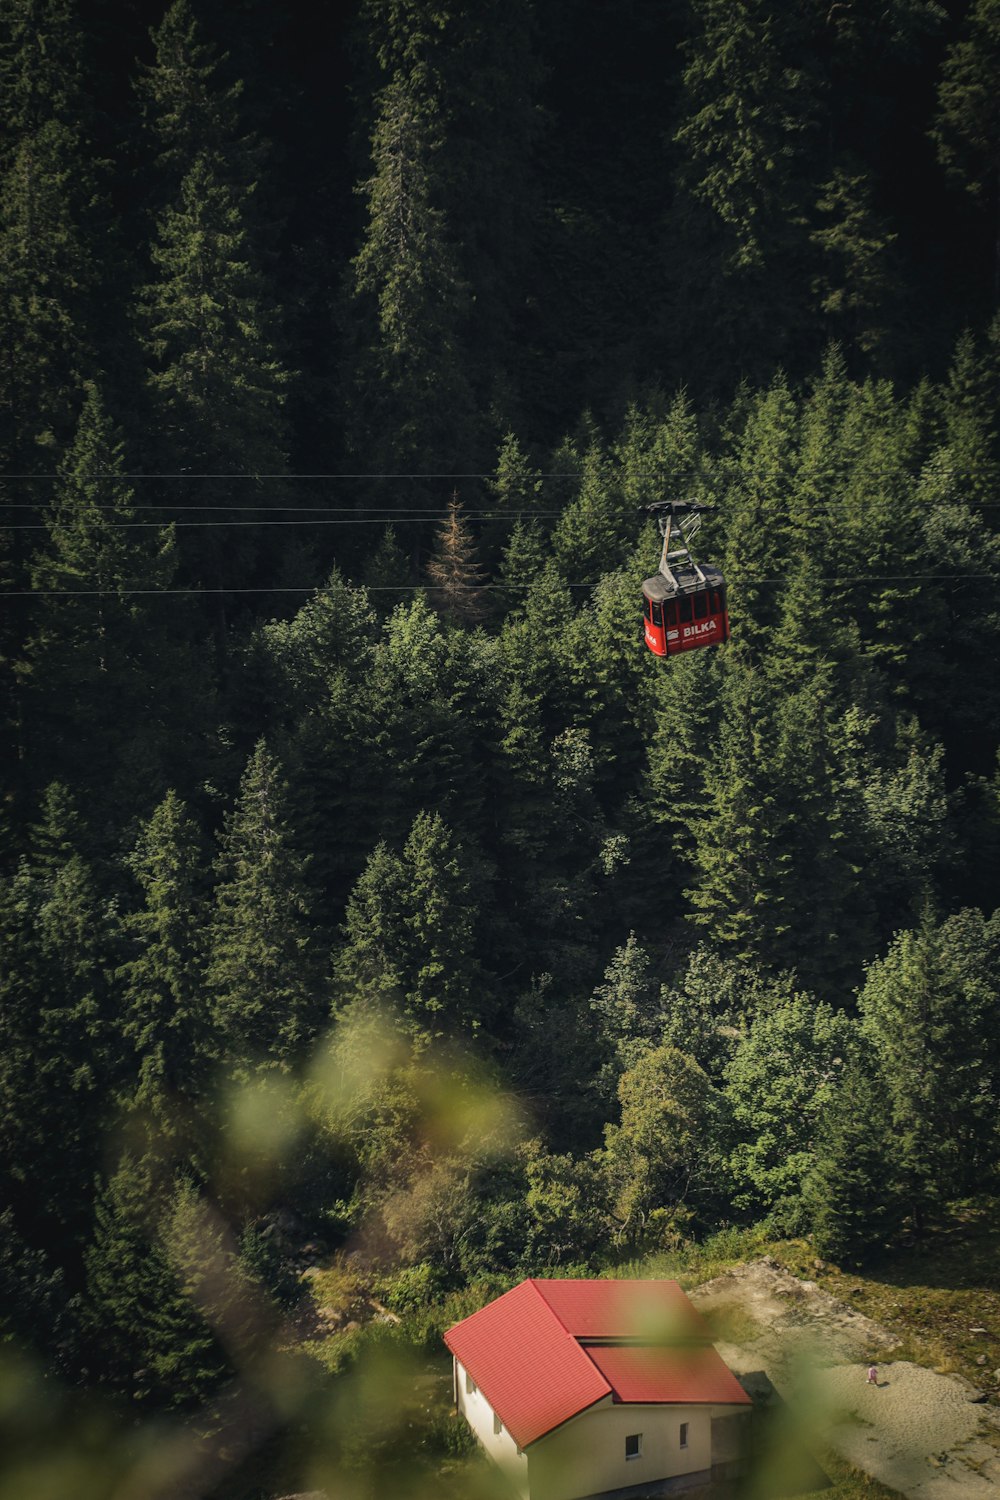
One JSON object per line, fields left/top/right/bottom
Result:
{"left": 0, "top": 1008, "right": 906, "bottom": 1500}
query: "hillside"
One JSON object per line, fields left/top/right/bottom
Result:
{"left": 1, "top": 1, "right": 999, "bottom": 1497}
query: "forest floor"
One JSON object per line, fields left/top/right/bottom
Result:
{"left": 690, "top": 1244, "right": 1000, "bottom": 1498}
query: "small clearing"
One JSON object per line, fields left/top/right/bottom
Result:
{"left": 690, "top": 1259, "right": 1000, "bottom": 1498}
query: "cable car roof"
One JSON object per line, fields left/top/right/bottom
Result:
{"left": 642, "top": 564, "right": 725, "bottom": 601}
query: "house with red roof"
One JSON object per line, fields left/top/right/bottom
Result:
{"left": 444, "top": 1278, "right": 751, "bottom": 1500}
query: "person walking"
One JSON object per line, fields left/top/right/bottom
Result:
{"left": 866, "top": 1363, "right": 878, "bottom": 1385}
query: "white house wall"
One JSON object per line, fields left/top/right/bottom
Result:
{"left": 527, "top": 1400, "right": 712, "bottom": 1500}
{"left": 454, "top": 1357, "right": 530, "bottom": 1497}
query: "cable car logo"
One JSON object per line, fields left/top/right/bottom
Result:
{"left": 683, "top": 619, "right": 717, "bottom": 639}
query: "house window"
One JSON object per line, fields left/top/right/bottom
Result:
{"left": 680, "top": 1422, "right": 689, "bottom": 1449}
{"left": 625, "top": 1433, "right": 642, "bottom": 1460}
{"left": 493, "top": 1413, "right": 502, "bottom": 1436}
{"left": 465, "top": 1371, "right": 476, "bottom": 1395}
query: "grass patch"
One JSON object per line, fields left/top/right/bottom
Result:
{"left": 700, "top": 1298, "right": 762, "bottom": 1346}
{"left": 801, "top": 1445, "right": 904, "bottom": 1497}
{"left": 770, "top": 1198, "right": 1000, "bottom": 1391}
{"left": 618, "top": 1223, "right": 776, "bottom": 1288}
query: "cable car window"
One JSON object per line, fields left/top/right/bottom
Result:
{"left": 652, "top": 600, "right": 663, "bottom": 627}
{"left": 694, "top": 593, "right": 708, "bottom": 620}
{"left": 643, "top": 596, "right": 652, "bottom": 621}
{"left": 664, "top": 599, "right": 678, "bottom": 626}
{"left": 709, "top": 590, "right": 720, "bottom": 613}
{"left": 678, "top": 596, "right": 694, "bottom": 623}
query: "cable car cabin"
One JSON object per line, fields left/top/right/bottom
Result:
{"left": 642, "top": 566, "right": 729, "bottom": 658}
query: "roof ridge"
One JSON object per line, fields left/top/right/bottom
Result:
{"left": 525, "top": 1277, "right": 574, "bottom": 1337}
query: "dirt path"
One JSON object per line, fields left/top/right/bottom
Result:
{"left": 690, "top": 1259, "right": 1000, "bottom": 1497}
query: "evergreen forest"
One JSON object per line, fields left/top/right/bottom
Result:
{"left": 2, "top": 0, "right": 1000, "bottom": 1495}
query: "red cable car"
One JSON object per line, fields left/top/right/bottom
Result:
{"left": 641, "top": 501, "right": 729, "bottom": 658}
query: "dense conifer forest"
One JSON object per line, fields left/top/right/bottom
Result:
{"left": 2, "top": 0, "right": 1000, "bottom": 1494}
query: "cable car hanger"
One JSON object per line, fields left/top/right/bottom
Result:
{"left": 641, "top": 501, "right": 730, "bottom": 658}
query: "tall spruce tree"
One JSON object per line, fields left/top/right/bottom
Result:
{"left": 83, "top": 1157, "right": 230, "bottom": 1408}
{"left": 363, "top": 596, "right": 489, "bottom": 846}
{"left": 137, "top": 0, "right": 253, "bottom": 198}
{"left": 345, "top": 71, "right": 473, "bottom": 479}
{"left": 138, "top": 153, "right": 288, "bottom": 592}
{"left": 0, "top": 785, "right": 115, "bottom": 1236}
{"left": 805, "top": 1047, "right": 898, "bottom": 1267}
{"left": 859, "top": 907, "right": 1000, "bottom": 1226}
{"left": 351, "top": 0, "right": 540, "bottom": 432}
{"left": 137, "top": 1, "right": 288, "bottom": 603}
{"left": 337, "top": 810, "right": 487, "bottom": 1039}
{"left": 119, "top": 791, "right": 213, "bottom": 1132}
{"left": 0, "top": 0, "right": 87, "bottom": 157}
{"left": 932, "top": 0, "right": 1000, "bottom": 299}
{"left": 207, "top": 742, "right": 321, "bottom": 1073}
{"left": 17, "top": 385, "right": 177, "bottom": 820}
{"left": 0, "top": 122, "right": 98, "bottom": 467}
{"left": 248, "top": 571, "right": 383, "bottom": 921}
{"left": 667, "top": 0, "right": 818, "bottom": 381}
{"left": 551, "top": 442, "right": 629, "bottom": 583}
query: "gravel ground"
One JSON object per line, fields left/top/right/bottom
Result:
{"left": 690, "top": 1260, "right": 1000, "bottom": 1497}
{"left": 816, "top": 1361, "right": 1000, "bottom": 1497}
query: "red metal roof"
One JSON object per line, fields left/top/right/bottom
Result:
{"left": 444, "top": 1279, "right": 747, "bottom": 1450}
{"left": 583, "top": 1342, "right": 752, "bottom": 1407}
{"left": 444, "top": 1280, "right": 610, "bottom": 1448}
{"left": 532, "top": 1278, "right": 712, "bottom": 1343}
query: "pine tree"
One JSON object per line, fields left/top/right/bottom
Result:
{"left": 615, "top": 393, "right": 704, "bottom": 512}
{"left": 83, "top": 1158, "right": 229, "bottom": 1408}
{"left": 0, "top": 122, "right": 98, "bottom": 465}
{"left": 0, "top": 0, "right": 87, "bottom": 158}
{"left": 425, "top": 494, "right": 490, "bottom": 627}
{"left": 590, "top": 933, "right": 663, "bottom": 1075}
{"left": 0, "top": 785, "right": 115, "bottom": 1233}
{"left": 481, "top": 432, "right": 544, "bottom": 565}
{"left": 667, "top": 0, "right": 819, "bottom": 380}
{"left": 0, "top": 0, "right": 108, "bottom": 469}
{"left": 138, "top": 149, "right": 288, "bottom": 596}
{"left": 137, "top": 0, "right": 251, "bottom": 195}
{"left": 940, "top": 327, "right": 1000, "bottom": 504}
{"left": 254, "top": 571, "right": 380, "bottom": 913}
{"left": 719, "top": 372, "right": 799, "bottom": 656}
{"left": 207, "top": 741, "right": 321, "bottom": 1073}
{"left": 489, "top": 432, "right": 544, "bottom": 515}
{"left": 346, "top": 71, "right": 473, "bottom": 478}
{"left": 932, "top": 0, "right": 1000, "bottom": 298}
{"left": 499, "top": 517, "right": 548, "bottom": 617}
{"left": 805, "top": 1049, "right": 899, "bottom": 1268}
{"left": 337, "top": 810, "right": 487, "bottom": 1039}
{"left": 119, "top": 791, "right": 213, "bottom": 1131}
{"left": 809, "top": 167, "right": 897, "bottom": 358}
{"left": 352, "top": 0, "right": 541, "bottom": 427}
{"left": 859, "top": 907, "right": 1000, "bottom": 1226}
{"left": 364, "top": 596, "right": 489, "bottom": 845}
{"left": 17, "top": 385, "right": 177, "bottom": 818}
{"left": 551, "top": 442, "right": 629, "bottom": 582}
{"left": 362, "top": 525, "right": 412, "bottom": 606}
